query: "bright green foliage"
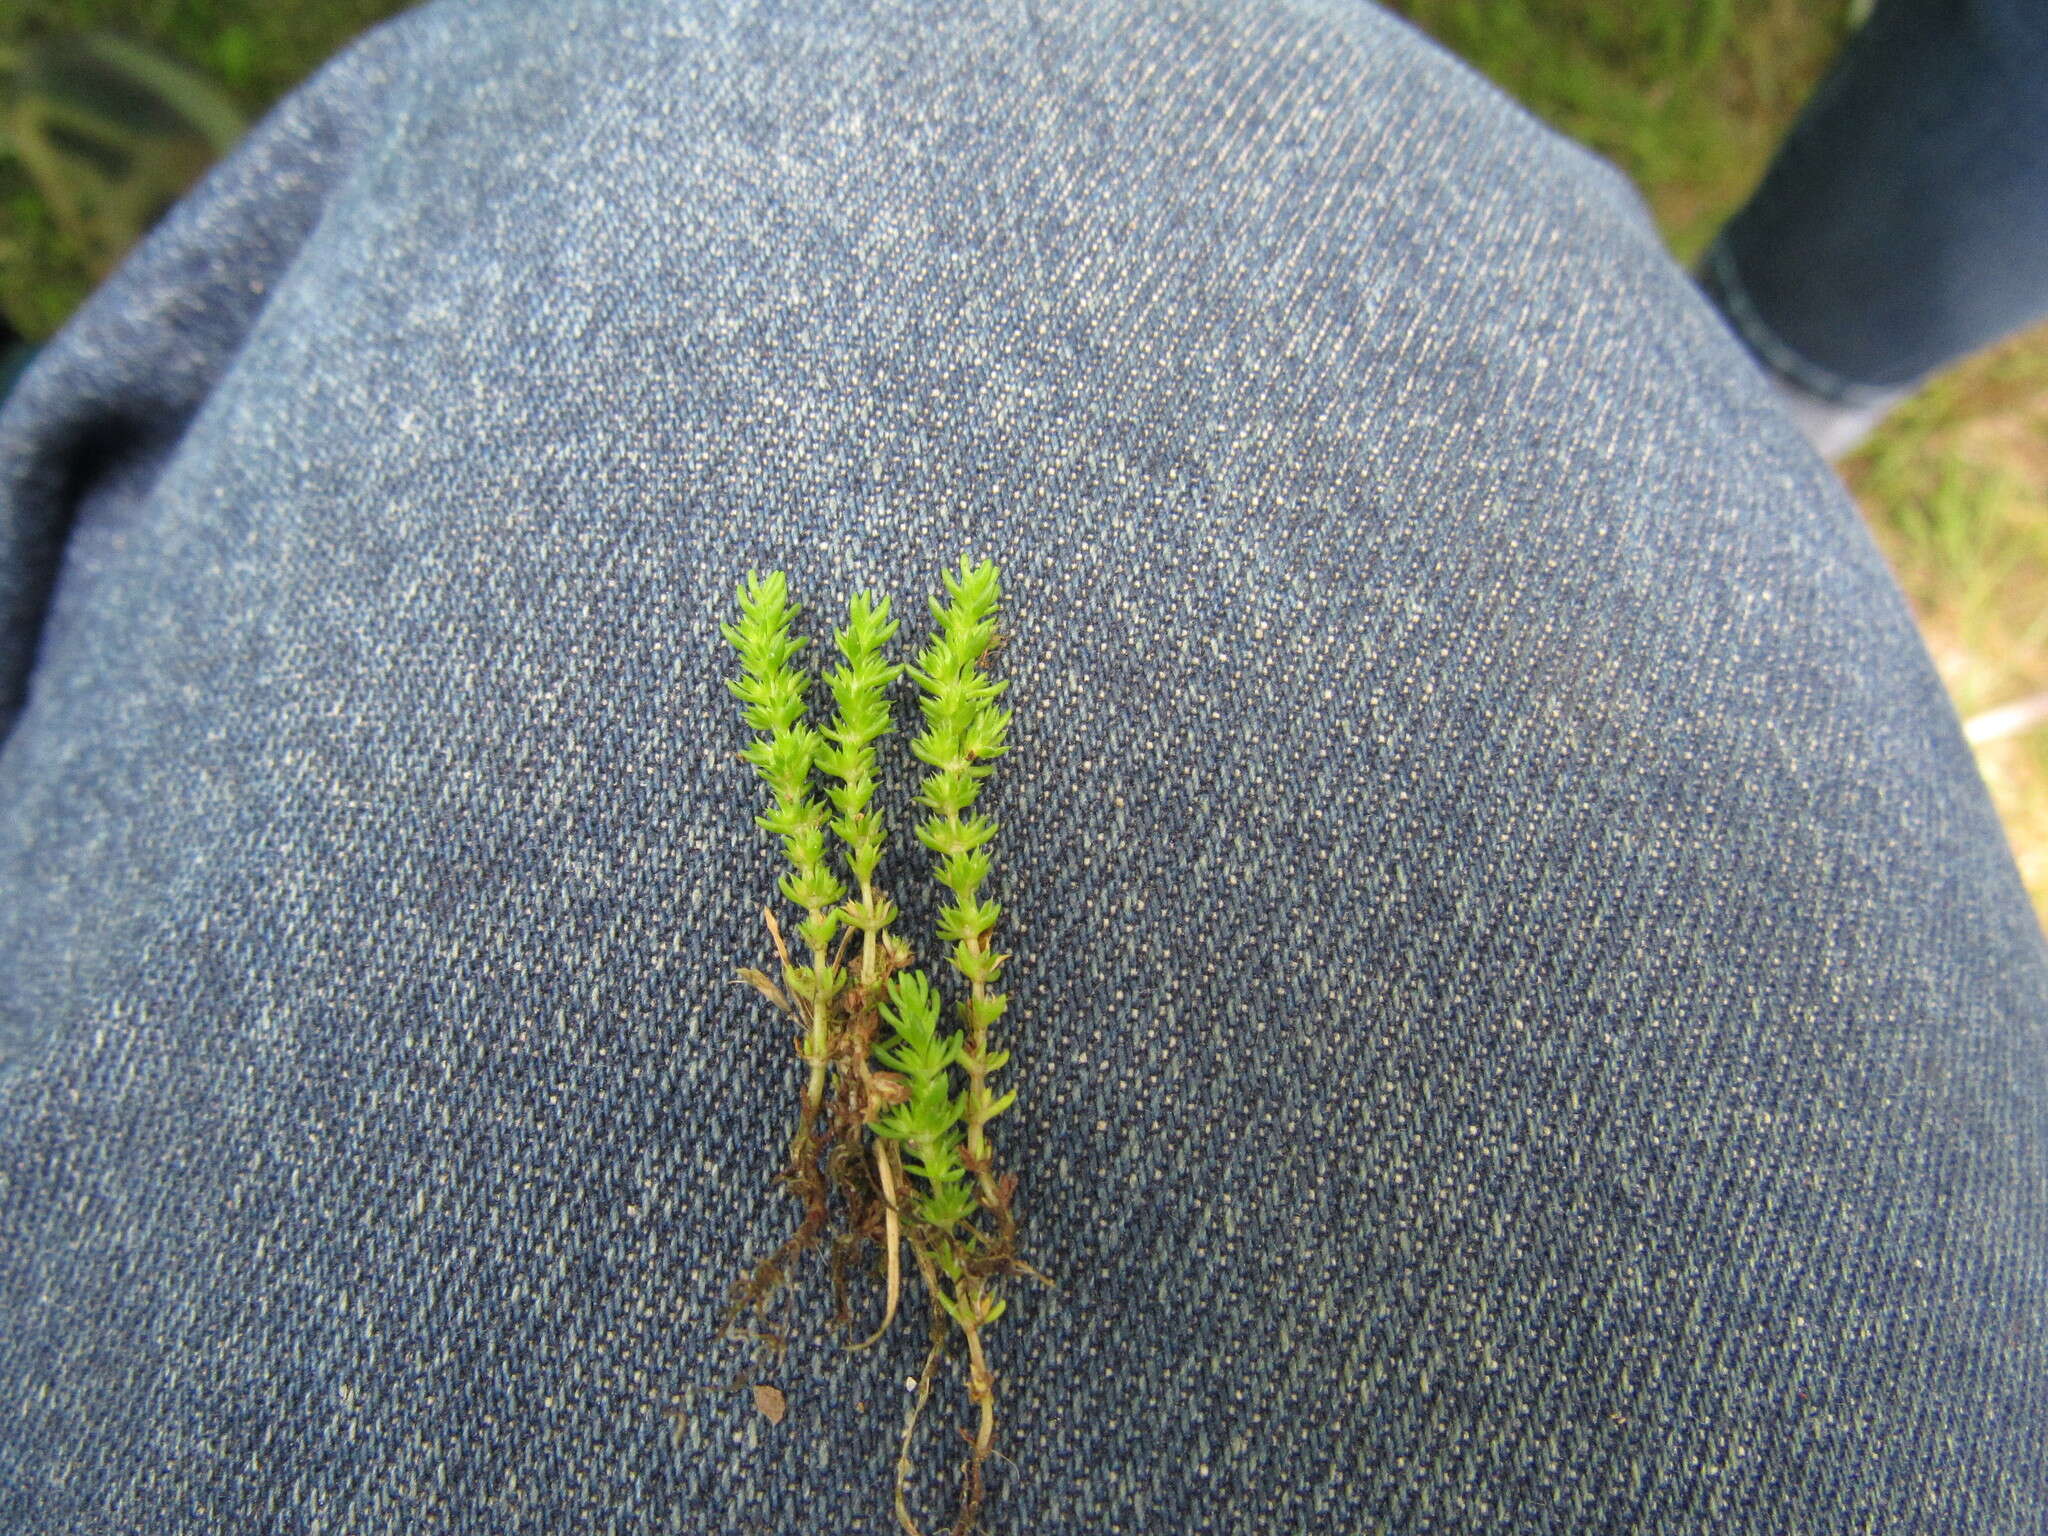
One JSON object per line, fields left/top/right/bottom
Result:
{"left": 872, "top": 970, "right": 978, "bottom": 1230}
{"left": 819, "top": 592, "right": 906, "bottom": 947}
{"left": 721, "top": 570, "right": 846, "bottom": 995}
{"left": 908, "top": 557, "right": 1010, "bottom": 969}
{"left": 934, "top": 1276, "right": 1008, "bottom": 1330}
{"left": 908, "top": 556, "right": 1016, "bottom": 1144}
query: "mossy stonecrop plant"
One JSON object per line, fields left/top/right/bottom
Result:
{"left": 719, "top": 570, "right": 854, "bottom": 1312}
{"left": 876, "top": 558, "right": 1022, "bottom": 1536}
{"left": 721, "top": 556, "right": 1031, "bottom": 1536}
{"left": 721, "top": 576, "right": 919, "bottom": 1338}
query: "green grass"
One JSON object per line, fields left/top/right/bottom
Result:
{"left": 7, "top": 0, "right": 2046, "bottom": 919}
{"left": 1841, "top": 330, "right": 2048, "bottom": 911}
{"left": 2, "top": 0, "right": 410, "bottom": 338}
{"left": 4, "top": 0, "right": 401, "bottom": 100}
{"left": 1386, "top": 0, "right": 1851, "bottom": 257}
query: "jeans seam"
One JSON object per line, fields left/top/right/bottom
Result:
{"left": 1700, "top": 232, "right": 1908, "bottom": 408}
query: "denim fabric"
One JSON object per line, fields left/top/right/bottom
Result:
{"left": 1, "top": 2, "right": 2044, "bottom": 1532}
{"left": 0, "top": 344, "right": 33, "bottom": 411}
{"left": 1701, "top": 0, "right": 2048, "bottom": 399}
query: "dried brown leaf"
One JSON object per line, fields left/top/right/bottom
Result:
{"left": 735, "top": 966, "right": 796, "bottom": 1017}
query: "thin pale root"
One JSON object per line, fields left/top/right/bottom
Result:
{"left": 849, "top": 1141, "right": 904, "bottom": 1351}
{"left": 894, "top": 1335, "right": 945, "bottom": 1536}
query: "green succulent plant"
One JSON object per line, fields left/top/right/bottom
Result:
{"left": 720, "top": 555, "right": 1034, "bottom": 1536}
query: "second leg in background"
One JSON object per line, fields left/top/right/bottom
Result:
{"left": 1699, "top": 0, "right": 2048, "bottom": 456}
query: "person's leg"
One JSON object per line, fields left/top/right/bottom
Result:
{"left": 2, "top": 1, "right": 2043, "bottom": 1532}
{"left": 1698, "top": 0, "right": 2048, "bottom": 454}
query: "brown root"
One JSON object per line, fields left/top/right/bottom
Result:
{"left": 950, "top": 1454, "right": 986, "bottom": 1536}
{"left": 894, "top": 1332, "right": 947, "bottom": 1536}
{"left": 948, "top": 1317, "right": 997, "bottom": 1536}
{"left": 716, "top": 1115, "right": 830, "bottom": 1341}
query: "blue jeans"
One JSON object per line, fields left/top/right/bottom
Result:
{"left": 1701, "top": 0, "right": 2048, "bottom": 401}
{"left": 2, "top": 2, "right": 2043, "bottom": 1531}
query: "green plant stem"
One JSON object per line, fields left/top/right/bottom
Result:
{"left": 819, "top": 589, "right": 911, "bottom": 1119}
{"left": 907, "top": 555, "right": 1016, "bottom": 1226}
{"left": 813, "top": 589, "right": 923, "bottom": 1344}
{"left": 719, "top": 571, "right": 849, "bottom": 1327}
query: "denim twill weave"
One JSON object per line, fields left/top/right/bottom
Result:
{"left": 0, "top": 2, "right": 2043, "bottom": 1532}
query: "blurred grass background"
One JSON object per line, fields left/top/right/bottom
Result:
{"left": 1, "top": 1, "right": 409, "bottom": 334}
{"left": 4, "top": 0, "right": 2044, "bottom": 920}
